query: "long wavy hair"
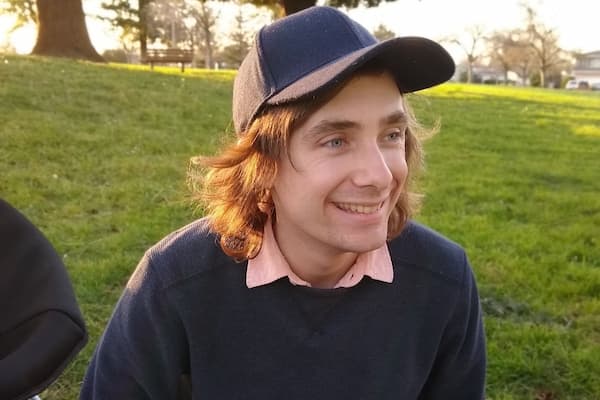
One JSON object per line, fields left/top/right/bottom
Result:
{"left": 189, "top": 70, "right": 434, "bottom": 261}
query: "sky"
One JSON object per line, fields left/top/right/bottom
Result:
{"left": 1, "top": 0, "right": 598, "bottom": 63}
{"left": 346, "top": 0, "right": 600, "bottom": 61}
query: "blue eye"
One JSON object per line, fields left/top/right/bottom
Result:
{"left": 326, "top": 138, "right": 344, "bottom": 148}
{"left": 387, "top": 129, "right": 405, "bottom": 141}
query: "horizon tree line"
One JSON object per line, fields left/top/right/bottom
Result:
{"left": 444, "top": 4, "right": 573, "bottom": 88}
{"left": 1, "top": 0, "right": 584, "bottom": 87}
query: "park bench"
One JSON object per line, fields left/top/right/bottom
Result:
{"left": 142, "top": 48, "right": 194, "bottom": 72}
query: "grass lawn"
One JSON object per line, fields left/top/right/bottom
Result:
{"left": 1, "top": 54, "right": 599, "bottom": 399}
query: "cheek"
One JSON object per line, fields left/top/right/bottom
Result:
{"left": 386, "top": 152, "right": 409, "bottom": 183}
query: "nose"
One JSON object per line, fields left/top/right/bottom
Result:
{"left": 350, "top": 144, "right": 393, "bottom": 189}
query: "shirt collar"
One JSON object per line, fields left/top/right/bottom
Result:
{"left": 246, "top": 218, "right": 393, "bottom": 289}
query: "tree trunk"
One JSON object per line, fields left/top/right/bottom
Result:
{"left": 139, "top": 0, "right": 149, "bottom": 57}
{"left": 467, "top": 63, "right": 473, "bottom": 84}
{"left": 203, "top": 25, "right": 214, "bottom": 69}
{"left": 139, "top": 31, "right": 148, "bottom": 57}
{"left": 280, "top": 0, "right": 317, "bottom": 15}
{"left": 31, "top": 0, "right": 104, "bottom": 62}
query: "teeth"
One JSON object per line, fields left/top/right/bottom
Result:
{"left": 336, "top": 203, "right": 381, "bottom": 214}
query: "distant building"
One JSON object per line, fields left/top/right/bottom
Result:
{"left": 473, "top": 66, "right": 504, "bottom": 83}
{"left": 572, "top": 51, "right": 600, "bottom": 84}
{"left": 458, "top": 65, "right": 519, "bottom": 85}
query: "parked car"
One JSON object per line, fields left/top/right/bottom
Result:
{"left": 566, "top": 79, "right": 590, "bottom": 90}
{"left": 591, "top": 82, "right": 600, "bottom": 91}
{"left": 565, "top": 79, "right": 578, "bottom": 89}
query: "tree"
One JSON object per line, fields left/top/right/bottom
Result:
{"left": 523, "top": 5, "right": 566, "bottom": 88}
{"left": 442, "top": 25, "right": 486, "bottom": 83}
{"left": 0, "top": 0, "right": 37, "bottom": 32}
{"left": 31, "top": 0, "right": 103, "bottom": 61}
{"left": 102, "top": 48, "right": 129, "bottom": 62}
{"left": 102, "top": 0, "right": 152, "bottom": 55}
{"left": 146, "top": 0, "right": 189, "bottom": 47}
{"left": 185, "top": 0, "right": 218, "bottom": 68}
{"left": 372, "top": 24, "right": 395, "bottom": 41}
{"left": 1, "top": 0, "right": 103, "bottom": 61}
{"left": 220, "top": 2, "right": 255, "bottom": 68}
{"left": 487, "top": 29, "right": 533, "bottom": 84}
{"left": 216, "top": 0, "right": 406, "bottom": 18}
{"left": 244, "top": 0, "right": 404, "bottom": 17}
{"left": 101, "top": 0, "right": 404, "bottom": 62}
{"left": 103, "top": 0, "right": 219, "bottom": 67}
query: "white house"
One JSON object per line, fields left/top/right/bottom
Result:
{"left": 572, "top": 51, "right": 600, "bottom": 84}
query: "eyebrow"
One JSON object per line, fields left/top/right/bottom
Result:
{"left": 305, "top": 110, "right": 408, "bottom": 138}
{"left": 382, "top": 110, "right": 408, "bottom": 126}
{"left": 306, "top": 120, "right": 358, "bottom": 138}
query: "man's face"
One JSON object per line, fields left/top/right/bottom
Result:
{"left": 271, "top": 72, "right": 409, "bottom": 260}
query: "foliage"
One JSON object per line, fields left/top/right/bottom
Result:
{"left": 0, "top": 0, "right": 36, "bottom": 31}
{"left": 145, "top": 0, "right": 189, "bottom": 47}
{"left": 101, "top": 0, "right": 152, "bottom": 52}
{"left": 248, "top": 0, "right": 400, "bottom": 16}
{"left": 1, "top": 55, "right": 599, "bottom": 399}
{"left": 441, "top": 25, "right": 486, "bottom": 84}
{"left": 101, "top": 48, "right": 129, "bottom": 62}
{"left": 189, "top": 0, "right": 219, "bottom": 68}
{"left": 522, "top": 5, "right": 570, "bottom": 88}
{"left": 101, "top": 0, "right": 220, "bottom": 65}
{"left": 98, "top": 0, "right": 401, "bottom": 58}
{"left": 487, "top": 29, "right": 534, "bottom": 85}
{"left": 450, "top": 4, "right": 573, "bottom": 88}
{"left": 326, "top": 0, "right": 394, "bottom": 8}
{"left": 219, "top": 2, "right": 255, "bottom": 68}
{"left": 372, "top": 24, "right": 394, "bottom": 41}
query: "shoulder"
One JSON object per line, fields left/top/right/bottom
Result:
{"left": 387, "top": 220, "right": 468, "bottom": 286}
{"left": 141, "top": 217, "right": 237, "bottom": 289}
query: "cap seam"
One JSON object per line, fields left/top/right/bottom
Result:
{"left": 256, "top": 27, "right": 277, "bottom": 98}
{"left": 271, "top": 8, "right": 370, "bottom": 98}
{"left": 267, "top": 43, "right": 379, "bottom": 104}
{"left": 329, "top": 7, "right": 371, "bottom": 48}
{"left": 244, "top": 28, "right": 277, "bottom": 130}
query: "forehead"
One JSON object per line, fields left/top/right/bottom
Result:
{"left": 298, "top": 72, "right": 405, "bottom": 130}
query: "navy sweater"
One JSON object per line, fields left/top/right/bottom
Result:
{"left": 81, "top": 219, "right": 486, "bottom": 399}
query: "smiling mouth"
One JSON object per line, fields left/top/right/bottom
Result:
{"left": 334, "top": 202, "right": 383, "bottom": 214}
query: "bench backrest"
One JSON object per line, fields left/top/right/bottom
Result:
{"left": 143, "top": 49, "right": 194, "bottom": 62}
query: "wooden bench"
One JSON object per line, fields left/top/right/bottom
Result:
{"left": 142, "top": 49, "right": 194, "bottom": 72}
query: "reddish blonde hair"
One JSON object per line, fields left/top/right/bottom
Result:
{"left": 189, "top": 74, "right": 432, "bottom": 260}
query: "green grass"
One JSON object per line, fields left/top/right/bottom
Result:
{"left": 1, "top": 54, "right": 599, "bottom": 399}
{"left": 412, "top": 84, "right": 600, "bottom": 399}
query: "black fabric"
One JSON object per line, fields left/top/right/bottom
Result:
{"left": 81, "top": 218, "right": 486, "bottom": 399}
{"left": 0, "top": 199, "right": 88, "bottom": 400}
{"left": 289, "top": 285, "right": 352, "bottom": 331}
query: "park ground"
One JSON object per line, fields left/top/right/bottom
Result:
{"left": 0, "top": 55, "right": 599, "bottom": 399}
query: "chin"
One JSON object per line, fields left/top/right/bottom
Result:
{"left": 337, "top": 232, "right": 388, "bottom": 253}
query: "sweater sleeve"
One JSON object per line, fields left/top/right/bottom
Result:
{"left": 80, "top": 253, "right": 188, "bottom": 400}
{"left": 419, "top": 252, "right": 487, "bottom": 400}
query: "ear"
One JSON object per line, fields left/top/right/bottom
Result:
{"left": 257, "top": 188, "right": 274, "bottom": 215}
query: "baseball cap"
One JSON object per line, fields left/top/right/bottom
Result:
{"left": 233, "top": 6, "right": 455, "bottom": 133}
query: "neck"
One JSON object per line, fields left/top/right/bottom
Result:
{"left": 273, "top": 225, "right": 358, "bottom": 289}
{"left": 291, "top": 250, "right": 358, "bottom": 289}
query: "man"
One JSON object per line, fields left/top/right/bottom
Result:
{"left": 81, "top": 6, "right": 486, "bottom": 399}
